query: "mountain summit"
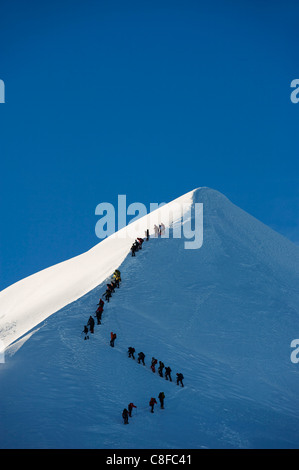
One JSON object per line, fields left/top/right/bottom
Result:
{"left": 0, "top": 188, "right": 298, "bottom": 448}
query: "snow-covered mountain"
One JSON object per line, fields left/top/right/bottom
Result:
{"left": 0, "top": 187, "right": 298, "bottom": 449}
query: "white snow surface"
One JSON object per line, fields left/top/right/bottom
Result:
{"left": 0, "top": 187, "right": 299, "bottom": 449}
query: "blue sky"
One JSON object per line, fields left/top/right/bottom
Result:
{"left": 0, "top": 0, "right": 298, "bottom": 290}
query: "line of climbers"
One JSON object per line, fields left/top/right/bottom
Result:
{"left": 82, "top": 229, "right": 185, "bottom": 424}
{"left": 131, "top": 224, "right": 164, "bottom": 255}
{"left": 82, "top": 228, "right": 148, "bottom": 340}
{"left": 122, "top": 392, "right": 165, "bottom": 424}
{"left": 131, "top": 237, "right": 144, "bottom": 257}
{"left": 82, "top": 269, "right": 121, "bottom": 340}
{"left": 127, "top": 347, "right": 184, "bottom": 387}
{"left": 103, "top": 269, "right": 121, "bottom": 303}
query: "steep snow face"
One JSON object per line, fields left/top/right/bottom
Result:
{"left": 0, "top": 187, "right": 299, "bottom": 449}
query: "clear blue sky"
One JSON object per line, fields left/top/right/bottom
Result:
{"left": 0, "top": 0, "right": 298, "bottom": 290}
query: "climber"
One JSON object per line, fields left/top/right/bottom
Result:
{"left": 165, "top": 366, "right": 172, "bottom": 382}
{"left": 131, "top": 244, "right": 137, "bottom": 257}
{"left": 151, "top": 357, "right": 157, "bottom": 373}
{"left": 98, "top": 298, "right": 104, "bottom": 308}
{"left": 95, "top": 306, "right": 103, "bottom": 324}
{"left": 87, "top": 315, "right": 95, "bottom": 334}
{"left": 137, "top": 237, "right": 144, "bottom": 249}
{"left": 154, "top": 224, "right": 159, "bottom": 237}
{"left": 176, "top": 373, "right": 184, "bottom": 387}
{"left": 113, "top": 269, "right": 121, "bottom": 282}
{"left": 122, "top": 408, "right": 129, "bottom": 424}
{"left": 128, "top": 347, "right": 135, "bottom": 359}
{"left": 158, "top": 392, "right": 165, "bottom": 409}
{"left": 110, "top": 332, "right": 117, "bottom": 347}
{"left": 146, "top": 229, "right": 149, "bottom": 241}
{"left": 83, "top": 325, "right": 89, "bottom": 340}
{"left": 107, "top": 282, "right": 115, "bottom": 293}
{"left": 149, "top": 397, "right": 157, "bottom": 413}
{"left": 128, "top": 402, "right": 137, "bottom": 417}
{"left": 96, "top": 305, "right": 103, "bottom": 315}
{"left": 158, "top": 361, "right": 164, "bottom": 377}
{"left": 103, "top": 289, "right": 111, "bottom": 302}
{"left": 137, "top": 352, "right": 145, "bottom": 365}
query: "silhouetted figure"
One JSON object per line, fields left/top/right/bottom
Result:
{"left": 104, "top": 290, "right": 112, "bottom": 302}
{"left": 137, "top": 352, "right": 145, "bottom": 365}
{"left": 176, "top": 373, "right": 184, "bottom": 387}
{"left": 131, "top": 244, "right": 137, "bottom": 257}
{"left": 158, "top": 392, "right": 165, "bottom": 409}
{"left": 128, "top": 347, "right": 135, "bottom": 359}
{"left": 122, "top": 408, "right": 129, "bottom": 424}
{"left": 83, "top": 325, "right": 89, "bottom": 340}
{"left": 165, "top": 366, "right": 172, "bottom": 382}
{"left": 158, "top": 361, "right": 164, "bottom": 377}
{"left": 87, "top": 315, "right": 95, "bottom": 334}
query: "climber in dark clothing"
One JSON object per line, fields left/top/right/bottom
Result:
{"left": 128, "top": 347, "right": 135, "bottom": 359}
{"left": 165, "top": 366, "right": 172, "bottom": 382}
{"left": 87, "top": 315, "right": 95, "bottom": 333}
{"left": 137, "top": 352, "right": 145, "bottom": 365}
{"left": 131, "top": 244, "right": 137, "bottom": 257}
{"left": 110, "top": 281, "right": 116, "bottom": 292}
{"left": 107, "top": 283, "right": 115, "bottom": 293}
{"left": 111, "top": 280, "right": 118, "bottom": 291}
{"left": 122, "top": 408, "right": 129, "bottom": 424}
{"left": 98, "top": 298, "right": 104, "bottom": 308}
{"left": 83, "top": 325, "right": 89, "bottom": 340}
{"left": 176, "top": 373, "right": 184, "bottom": 387}
{"left": 158, "top": 361, "right": 164, "bottom": 377}
{"left": 104, "top": 289, "right": 111, "bottom": 302}
{"left": 158, "top": 392, "right": 165, "bottom": 409}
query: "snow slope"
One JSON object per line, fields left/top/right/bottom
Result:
{"left": 0, "top": 190, "right": 193, "bottom": 350}
{"left": 0, "top": 187, "right": 298, "bottom": 449}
